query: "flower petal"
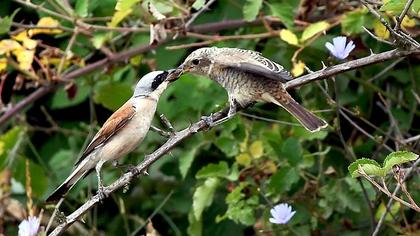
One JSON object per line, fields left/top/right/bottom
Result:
{"left": 333, "top": 36, "right": 347, "bottom": 52}
{"left": 325, "top": 42, "right": 337, "bottom": 57}
{"left": 344, "top": 40, "right": 355, "bottom": 56}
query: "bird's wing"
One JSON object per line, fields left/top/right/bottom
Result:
{"left": 215, "top": 48, "right": 294, "bottom": 82}
{"left": 75, "top": 101, "right": 136, "bottom": 165}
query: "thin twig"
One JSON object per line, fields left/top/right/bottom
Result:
{"left": 372, "top": 158, "right": 420, "bottom": 235}
{"left": 395, "top": 0, "right": 414, "bottom": 31}
{"left": 185, "top": 0, "right": 216, "bottom": 29}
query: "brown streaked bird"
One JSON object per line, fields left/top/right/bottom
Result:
{"left": 46, "top": 70, "right": 180, "bottom": 202}
{"left": 176, "top": 47, "right": 327, "bottom": 132}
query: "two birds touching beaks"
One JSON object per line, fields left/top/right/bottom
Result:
{"left": 46, "top": 47, "right": 328, "bottom": 203}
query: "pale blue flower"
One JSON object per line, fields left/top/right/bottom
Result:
{"left": 18, "top": 216, "right": 40, "bottom": 236}
{"left": 325, "top": 36, "right": 355, "bottom": 60}
{"left": 269, "top": 203, "right": 296, "bottom": 224}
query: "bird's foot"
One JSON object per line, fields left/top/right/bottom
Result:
{"left": 201, "top": 113, "right": 215, "bottom": 127}
{"left": 97, "top": 185, "right": 108, "bottom": 202}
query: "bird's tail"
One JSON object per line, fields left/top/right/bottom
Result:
{"left": 262, "top": 93, "right": 328, "bottom": 132}
{"left": 46, "top": 163, "right": 89, "bottom": 203}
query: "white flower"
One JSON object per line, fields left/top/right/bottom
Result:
{"left": 325, "top": 36, "right": 355, "bottom": 60}
{"left": 269, "top": 203, "right": 296, "bottom": 224}
{"left": 18, "top": 216, "right": 40, "bottom": 236}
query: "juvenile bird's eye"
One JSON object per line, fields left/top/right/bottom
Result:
{"left": 191, "top": 59, "right": 200, "bottom": 65}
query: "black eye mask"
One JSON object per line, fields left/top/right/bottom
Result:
{"left": 151, "top": 71, "right": 168, "bottom": 90}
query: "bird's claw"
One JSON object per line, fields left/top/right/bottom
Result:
{"left": 201, "top": 114, "right": 215, "bottom": 127}
{"left": 97, "top": 185, "right": 108, "bottom": 202}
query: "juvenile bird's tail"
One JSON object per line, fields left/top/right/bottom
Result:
{"left": 46, "top": 163, "right": 89, "bottom": 203}
{"left": 262, "top": 92, "right": 328, "bottom": 132}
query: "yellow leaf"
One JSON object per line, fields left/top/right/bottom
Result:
{"left": 401, "top": 16, "right": 416, "bottom": 29}
{"left": 0, "top": 141, "right": 4, "bottom": 156}
{"left": 261, "top": 160, "right": 277, "bottom": 175}
{"left": 12, "top": 31, "right": 37, "bottom": 50}
{"left": 29, "top": 17, "right": 63, "bottom": 36}
{"left": 279, "top": 29, "right": 299, "bottom": 46}
{"left": 0, "top": 58, "right": 6, "bottom": 72}
{"left": 13, "top": 49, "right": 34, "bottom": 70}
{"left": 373, "top": 20, "right": 390, "bottom": 40}
{"left": 249, "top": 140, "right": 263, "bottom": 159}
{"left": 292, "top": 60, "right": 305, "bottom": 77}
{"left": 235, "top": 153, "right": 251, "bottom": 166}
{"left": 0, "top": 40, "right": 22, "bottom": 55}
{"left": 109, "top": 9, "right": 132, "bottom": 27}
{"left": 130, "top": 55, "right": 142, "bottom": 66}
{"left": 301, "top": 21, "right": 330, "bottom": 42}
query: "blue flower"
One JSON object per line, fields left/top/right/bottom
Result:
{"left": 325, "top": 36, "right": 355, "bottom": 60}
{"left": 269, "top": 203, "right": 296, "bottom": 224}
{"left": 18, "top": 216, "right": 40, "bottom": 236}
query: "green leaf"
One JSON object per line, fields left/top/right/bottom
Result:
{"left": 341, "top": 9, "right": 374, "bottom": 35}
{"left": 50, "top": 81, "right": 90, "bottom": 109}
{"left": 270, "top": 3, "right": 295, "bottom": 29}
{"left": 382, "top": 151, "right": 418, "bottom": 174}
{"left": 301, "top": 21, "right": 330, "bottom": 42}
{"left": 94, "top": 81, "right": 132, "bottom": 111}
{"left": 192, "top": 178, "right": 219, "bottom": 220}
{"left": 179, "top": 147, "right": 199, "bottom": 179}
{"left": 214, "top": 136, "right": 239, "bottom": 157}
{"left": 380, "top": 0, "right": 420, "bottom": 13}
{"left": 375, "top": 202, "right": 401, "bottom": 222}
{"left": 115, "top": 0, "right": 140, "bottom": 11}
{"left": 268, "top": 166, "right": 300, "bottom": 194}
{"left": 0, "top": 9, "right": 19, "bottom": 35}
{"left": 281, "top": 137, "right": 302, "bottom": 166}
{"left": 91, "top": 32, "right": 110, "bottom": 49}
{"left": 0, "top": 126, "right": 24, "bottom": 163}
{"left": 75, "top": 0, "right": 89, "bottom": 17}
{"left": 348, "top": 158, "right": 382, "bottom": 178}
{"left": 192, "top": 0, "right": 205, "bottom": 10}
{"left": 188, "top": 210, "right": 202, "bottom": 236}
{"left": 196, "top": 161, "right": 229, "bottom": 179}
{"left": 243, "top": 0, "right": 262, "bottom": 21}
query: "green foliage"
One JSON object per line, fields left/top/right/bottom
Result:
{"left": 243, "top": 0, "right": 262, "bottom": 21}
{"left": 348, "top": 151, "right": 418, "bottom": 177}
{"left": 2, "top": 0, "right": 420, "bottom": 235}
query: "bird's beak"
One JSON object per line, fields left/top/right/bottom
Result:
{"left": 178, "top": 63, "right": 191, "bottom": 73}
{"left": 166, "top": 68, "right": 183, "bottom": 82}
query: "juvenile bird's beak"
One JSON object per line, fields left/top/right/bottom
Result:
{"left": 166, "top": 68, "right": 183, "bottom": 82}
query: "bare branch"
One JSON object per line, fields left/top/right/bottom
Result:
{"left": 395, "top": 0, "right": 414, "bottom": 31}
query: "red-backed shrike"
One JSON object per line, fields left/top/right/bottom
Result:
{"left": 177, "top": 47, "right": 327, "bottom": 132}
{"left": 46, "top": 70, "right": 180, "bottom": 202}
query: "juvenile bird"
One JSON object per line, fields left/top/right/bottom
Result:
{"left": 177, "top": 47, "right": 327, "bottom": 132}
{"left": 46, "top": 70, "right": 179, "bottom": 202}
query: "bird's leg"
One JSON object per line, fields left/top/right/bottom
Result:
{"left": 202, "top": 96, "right": 239, "bottom": 127}
{"left": 95, "top": 159, "right": 107, "bottom": 201}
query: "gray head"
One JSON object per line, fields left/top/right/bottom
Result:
{"left": 134, "top": 70, "right": 171, "bottom": 97}
{"left": 179, "top": 47, "right": 218, "bottom": 75}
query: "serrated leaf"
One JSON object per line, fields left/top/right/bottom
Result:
{"left": 192, "top": 178, "right": 219, "bottom": 220}
{"left": 196, "top": 161, "right": 229, "bottom": 179}
{"left": 249, "top": 140, "right": 263, "bottom": 158}
{"left": 0, "top": 9, "right": 19, "bottom": 35}
{"left": 348, "top": 158, "right": 382, "bottom": 178}
{"left": 75, "top": 0, "right": 89, "bottom": 17}
{"left": 279, "top": 29, "right": 299, "bottom": 46}
{"left": 382, "top": 151, "right": 418, "bottom": 174}
{"left": 93, "top": 81, "right": 132, "bottom": 111}
{"left": 301, "top": 21, "right": 330, "bottom": 42}
{"left": 243, "top": 0, "right": 262, "bottom": 21}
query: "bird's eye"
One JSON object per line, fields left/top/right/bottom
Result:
{"left": 191, "top": 59, "right": 200, "bottom": 66}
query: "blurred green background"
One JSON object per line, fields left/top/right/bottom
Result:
{"left": 0, "top": 0, "right": 419, "bottom": 235}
